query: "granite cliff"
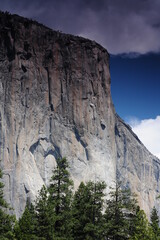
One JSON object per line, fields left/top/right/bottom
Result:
{"left": 0, "top": 12, "right": 159, "bottom": 218}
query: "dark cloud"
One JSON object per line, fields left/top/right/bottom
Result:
{"left": 1, "top": 0, "right": 160, "bottom": 54}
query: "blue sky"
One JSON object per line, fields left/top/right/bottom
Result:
{"left": 110, "top": 53, "right": 160, "bottom": 158}
{"left": 110, "top": 53, "right": 160, "bottom": 121}
{"left": 0, "top": 0, "right": 160, "bottom": 157}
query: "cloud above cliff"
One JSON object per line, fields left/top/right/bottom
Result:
{"left": 1, "top": 0, "right": 160, "bottom": 54}
{"left": 129, "top": 116, "right": 160, "bottom": 159}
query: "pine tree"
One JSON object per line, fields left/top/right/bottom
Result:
{"left": 48, "top": 157, "right": 73, "bottom": 240}
{"left": 104, "top": 182, "right": 137, "bottom": 240}
{"left": 72, "top": 182, "right": 88, "bottom": 240}
{"left": 0, "top": 168, "right": 15, "bottom": 239}
{"left": 150, "top": 206, "right": 160, "bottom": 239}
{"left": 130, "top": 206, "right": 154, "bottom": 240}
{"left": 72, "top": 181, "right": 106, "bottom": 240}
{"left": 15, "top": 202, "right": 37, "bottom": 240}
{"left": 34, "top": 185, "right": 54, "bottom": 240}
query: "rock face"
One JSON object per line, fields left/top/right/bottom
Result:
{"left": 0, "top": 12, "right": 160, "bottom": 218}
{"left": 115, "top": 115, "right": 160, "bottom": 217}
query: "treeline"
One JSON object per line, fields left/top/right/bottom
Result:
{"left": 0, "top": 157, "right": 160, "bottom": 239}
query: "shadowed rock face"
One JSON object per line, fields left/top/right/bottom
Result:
{"left": 0, "top": 12, "right": 160, "bottom": 218}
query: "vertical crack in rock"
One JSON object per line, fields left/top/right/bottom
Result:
{"left": 115, "top": 124, "right": 120, "bottom": 137}
{"left": 25, "top": 87, "right": 29, "bottom": 109}
{"left": 21, "top": 64, "right": 27, "bottom": 73}
{"left": 49, "top": 116, "right": 52, "bottom": 142}
{"left": 16, "top": 143, "right": 19, "bottom": 157}
{"left": 45, "top": 67, "right": 54, "bottom": 111}
{"left": 5, "top": 31, "right": 15, "bottom": 62}
{"left": 60, "top": 75, "right": 63, "bottom": 111}
{"left": 90, "top": 81, "right": 95, "bottom": 96}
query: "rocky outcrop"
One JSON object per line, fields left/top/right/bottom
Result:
{"left": 0, "top": 12, "right": 116, "bottom": 217}
{"left": 0, "top": 12, "right": 160, "bottom": 218}
{"left": 115, "top": 115, "right": 160, "bottom": 217}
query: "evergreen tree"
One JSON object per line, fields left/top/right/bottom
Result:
{"left": 72, "top": 181, "right": 106, "bottom": 240}
{"left": 130, "top": 206, "right": 154, "bottom": 240}
{"left": 15, "top": 202, "right": 37, "bottom": 240}
{"left": 34, "top": 185, "right": 54, "bottom": 240}
{"left": 72, "top": 182, "right": 88, "bottom": 240}
{"left": 104, "top": 182, "right": 137, "bottom": 240}
{"left": 150, "top": 206, "right": 160, "bottom": 239}
{"left": 0, "top": 168, "right": 15, "bottom": 239}
{"left": 48, "top": 157, "right": 73, "bottom": 240}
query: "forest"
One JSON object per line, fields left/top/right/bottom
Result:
{"left": 0, "top": 157, "right": 160, "bottom": 240}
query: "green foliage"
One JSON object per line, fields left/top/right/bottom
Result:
{"left": 0, "top": 168, "right": 16, "bottom": 239}
{"left": 0, "top": 169, "right": 8, "bottom": 208}
{"left": 34, "top": 185, "right": 54, "bottom": 240}
{"left": 48, "top": 157, "right": 73, "bottom": 239}
{"left": 72, "top": 181, "right": 106, "bottom": 240}
{"left": 130, "top": 206, "right": 154, "bottom": 240}
{"left": 14, "top": 202, "right": 38, "bottom": 240}
{"left": 104, "top": 182, "right": 137, "bottom": 240}
{"left": 151, "top": 206, "right": 159, "bottom": 225}
{"left": 1, "top": 159, "right": 160, "bottom": 240}
{"left": 150, "top": 206, "right": 160, "bottom": 239}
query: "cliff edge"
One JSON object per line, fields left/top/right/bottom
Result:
{"left": 0, "top": 12, "right": 159, "bottom": 218}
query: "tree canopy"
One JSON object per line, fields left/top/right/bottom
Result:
{"left": 0, "top": 168, "right": 15, "bottom": 239}
{"left": 1, "top": 159, "right": 160, "bottom": 240}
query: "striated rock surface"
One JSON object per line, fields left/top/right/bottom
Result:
{"left": 0, "top": 12, "right": 159, "bottom": 218}
{"left": 115, "top": 115, "right": 160, "bottom": 217}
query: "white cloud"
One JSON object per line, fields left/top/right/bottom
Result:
{"left": 129, "top": 116, "right": 160, "bottom": 159}
{"left": 125, "top": 116, "right": 141, "bottom": 128}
